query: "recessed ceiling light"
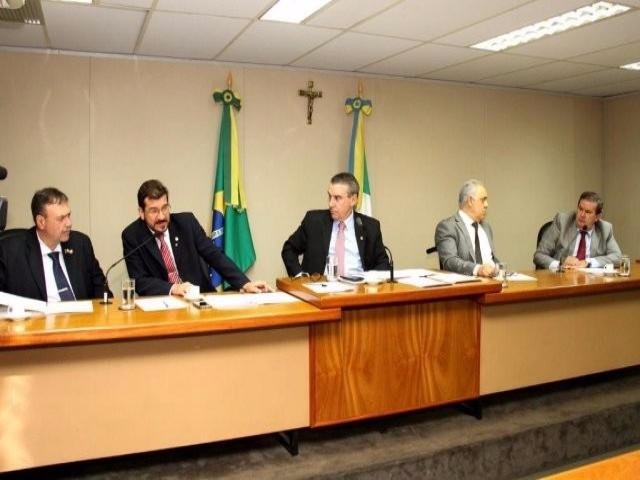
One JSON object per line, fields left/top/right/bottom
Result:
{"left": 471, "top": 1, "right": 631, "bottom": 52}
{"left": 620, "top": 61, "right": 640, "bottom": 71}
{"left": 261, "top": 0, "right": 333, "bottom": 24}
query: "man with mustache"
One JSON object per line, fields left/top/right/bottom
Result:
{"left": 0, "top": 187, "right": 109, "bottom": 301}
{"left": 435, "top": 179, "right": 499, "bottom": 277}
{"left": 534, "top": 191, "right": 621, "bottom": 270}
{"left": 281, "top": 172, "right": 389, "bottom": 277}
{"left": 122, "top": 179, "right": 271, "bottom": 296}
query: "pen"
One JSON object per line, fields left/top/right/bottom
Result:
{"left": 163, "top": 300, "right": 169, "bottom": 308}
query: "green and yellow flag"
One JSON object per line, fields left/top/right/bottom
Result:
{"left": 210, "top": 88, "right": 255, "bottom": 287}
{"left": 345, "top": 95, "right": 373, "bottom": 216}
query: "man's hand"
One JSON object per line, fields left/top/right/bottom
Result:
{"left": 477, "top": 264, "right": 497, "bottom": 278}
{"left": 170, "top": 282, "right": 192, "bottom": 296}
{"left": 240, "top": 281, "right": 274, "bottom": 293}
{"left": 562, "top": 256, "right": 588, "bottom": 269}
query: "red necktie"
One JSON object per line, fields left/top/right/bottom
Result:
{"left": 576, "top": 230, "right": 587, "bottom": 261}
{"left": 157, "top": 234, "right": 181, "bottom": 284}
{"left": 336, "top": 221, "right": 346, "bottom": 275}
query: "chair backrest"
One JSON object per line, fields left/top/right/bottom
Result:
{"left": 535, "top": 221, "right": 553, "bottom": 270}
{"left": 0, "top": 227, "right": 28, "bottom": 242}
{"left": 536, "top": 221, "right": 553, "bottom": 247}
{"left": 426, "top": 246, "right": 443, "bottom": 270}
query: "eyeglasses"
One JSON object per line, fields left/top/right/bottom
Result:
{"left": 145, "top": 204, "right": 170, "bottom": 216}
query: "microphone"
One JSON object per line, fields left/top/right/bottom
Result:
{"left": 0, "top": 166, "right": 7, "bottom": 180}
{"left": 384, "top": 245, "right": 395, "bottom": 283}
{"left": 101, "top": 232, "right": 156, "bottom": 304}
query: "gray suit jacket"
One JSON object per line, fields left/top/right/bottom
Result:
{"left": 533, "top": 212, "right": 621, "bottom": 269}
{"left": 434, "top": 213, "right": 498, "bottom": 276}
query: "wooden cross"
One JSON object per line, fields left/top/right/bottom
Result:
{"left": 298, "top": 80, "right": 322, "bottom": 125}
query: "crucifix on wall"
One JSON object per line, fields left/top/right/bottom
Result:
{"left": 298, "top": 80, "right": 323, "bottom": 125}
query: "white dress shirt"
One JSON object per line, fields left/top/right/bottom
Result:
{"left": 549, "top": 226, "right": 598, "bottom": 270}
{"left": 37, "top": 234, "right": 75, "bottom": 303}
{"left": 328, "top": 212, "right": 363, "bottom": 275}
{"left": 458, "top": 210, "right": 495, "bottom": 276}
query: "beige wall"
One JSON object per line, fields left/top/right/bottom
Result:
{"left": 604, "top": 93, "right": 640, "bottom": 260}
{"left": 0, "top": 50, "right": 605, "bottom": 285}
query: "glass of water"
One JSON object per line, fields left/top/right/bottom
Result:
{"left": 120, "top": 278, "right": 136, "bottom": 310}
{"left": 497, "top": 262, "right": 509, "bottom": 288}
{"left": 619, "top": 255, "right": 631, "bottom": 277}
{"left": 326, "top": 254, "right": 338, "bottom": 281}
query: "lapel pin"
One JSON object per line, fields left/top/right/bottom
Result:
{"left": 64, "top": 248, "right": 74, "bottom": 255}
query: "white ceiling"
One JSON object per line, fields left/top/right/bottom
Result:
{"left": 1, "top": 0, "right": 640, "bottom": 97}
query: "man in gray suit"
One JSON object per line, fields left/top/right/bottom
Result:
{"left": 533, "top": 191, "right": 621, "bottom": 270}
{"left": 435, "top": 179, "right": 498, "bottom": 277}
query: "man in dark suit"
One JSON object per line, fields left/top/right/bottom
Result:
{"left": 281, "top": 172, "right": 389, "bottom": 277}
{"left": 534, "top": 191, "right": 621, "bottom": 270}
{"left": 435, "top": 179, "right": 499, "bottom": 277}
{"left": 0, "top": 187, "right": 109, "bottom": 301}
{"left": 122, "top": 179, "right": 271, "bottom": 297}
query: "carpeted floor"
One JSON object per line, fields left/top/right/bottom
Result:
{"left": 5, "top": 367, "right": 640, "bottom": 480}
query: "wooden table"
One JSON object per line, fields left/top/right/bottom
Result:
{"left": 277, "top": 277, "right": 501, "bottom": 426}
{"left": 479, "top": 268, "right": 640, "bottom": 395}
{"left": 0, "top": 298, "right": 340, "bottom": 472}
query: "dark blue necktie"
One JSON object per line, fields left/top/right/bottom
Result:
{"left": 472, "top": 222, "right": 483, "bottom": 264}
{"left": 48, "top": 252, "right": 76, "bottom": 301}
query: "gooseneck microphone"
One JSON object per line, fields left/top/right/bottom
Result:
{"left": 384, "top": 245, "right": 395, "bottom": 283}
{"left": 101, "top": 232, "right": 156, "bottom": 304}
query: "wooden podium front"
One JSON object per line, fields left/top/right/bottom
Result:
{"left": 276, "top": 278, "right": 501, "bottom": 426}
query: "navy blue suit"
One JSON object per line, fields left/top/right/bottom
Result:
{"left": 122, "top": 212, "right": 249, "bottom": 296}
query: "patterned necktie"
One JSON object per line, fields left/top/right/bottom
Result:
{"left": 472, "top": 222, "right": 483, "bottom": 264}
{"left": 48, "top": 252, "right": 76, "bottom": 301}
{"left": 336, "top": 221, "right": 346, "bottom": 275}
{"left": 576, "top": 230, "right": 587, "bottom": 261}
{"left": 157, "top": 234, "right": 182, "bottom": 284}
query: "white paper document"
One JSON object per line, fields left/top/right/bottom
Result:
{"left": 428, "top": 272, "right": 481, "bottom": 284}
{"left": 364, "top": 269, "right": 434, "bottom": 281}
{"left": 135, "top": 296, "right": 188, "bottom": 312}
{"left": 398, "top": 277, "right": 451, "bottom": 288}
{"left": 0, "top": 291, "right": 94, "bottom": 315}
{"left": 506, "top": 272, "right": 537, "bottom": 282}
{"left": 204, "top": 292, "right": 300, "bottom": 309}
{"left": 303, "top": 282, "right": 355, "bottom": 294}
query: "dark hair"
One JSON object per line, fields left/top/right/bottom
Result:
{"left": 137, "top": 179, "right": 169, "bottom": 209}
{"left": 31, "top": 187, "right": 68, "bottom": 222}
{"left": 578, "top": 191, "right": 603, "bottom": 214}
{"left": 330, "top": 172, "right": 359, "bottom": 196}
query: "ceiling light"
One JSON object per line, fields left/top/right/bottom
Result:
{"left": 261, "top": 0, "right": 333, "bottom": 24}
{"left": 471, "top": 2, "right": 631, "bottom": 52}
{"left": 620, "top": 61, "right": 640, "bottom": 71}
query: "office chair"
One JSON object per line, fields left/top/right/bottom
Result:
{"left": 535, "top": 221, "right": 553, "bottom": 270}
{"left": 426, "top": 246, "right": 443, "bottom": 269}
{"left": 0, "top": 227, "right": 27, "bottom": 241}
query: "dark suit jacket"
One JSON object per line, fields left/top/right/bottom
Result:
{"left": 533, "top": 211, "right": 622, "bottom": 269}
{"left": 0, "top": 227, "right": 108, "bottom": 301}
{"left": 122, "top": 212, "right": 249, "bottom": 296}
{"left": 281, "top": 210, "right": 390, "bottom": 277}
{"left": 435, "top": 213, "right": 499, "bottom": 276}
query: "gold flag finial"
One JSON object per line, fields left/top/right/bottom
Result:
{"left": 357, "top": 80, "right": 363, "bottom": 96}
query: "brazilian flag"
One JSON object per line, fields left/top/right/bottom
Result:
{"left": 210, "top": 89, "right": 256, "bottom": 288}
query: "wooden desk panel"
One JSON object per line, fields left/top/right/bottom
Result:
{"left": 277, "top": 278, "right": 499, "bottom": 426}
{"left": 311, "top": 299, "right": 480, "bottom": 426}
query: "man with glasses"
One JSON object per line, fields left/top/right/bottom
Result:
{"left": 435, "top": 179, "right": 499, "bottom": 277}
{"left": 121, "top": 179, "right": 271, "bottom": 296}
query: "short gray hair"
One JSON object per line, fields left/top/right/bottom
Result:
{"left": 458, "top": 179, "right": 484, "bottom": 208}
{"left": 331, "top": 172, "right": 359, "bottom": 196}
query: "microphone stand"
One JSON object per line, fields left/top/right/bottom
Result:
{"left": 384, "top": 245, "right": 395, "bottom": 283}
{"left": 100, "top": 233, "right": 156, "bottom": 304}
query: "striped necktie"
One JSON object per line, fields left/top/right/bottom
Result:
{"left": 156, "top": 234, "right": 182, "bottom": 284}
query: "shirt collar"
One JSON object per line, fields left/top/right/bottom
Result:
{"left": 334, "top": 211, "right": 355, "bottom": 230}
{"left": 36, "top": 232, "right": 61, "bottom": 257}
{"left": 458, "top": 210, "right": 476, "bottom": 226}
